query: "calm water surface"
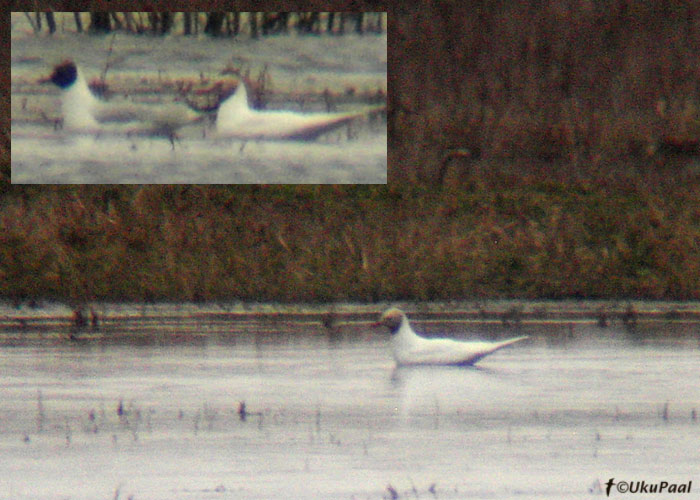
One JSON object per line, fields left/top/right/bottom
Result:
{"left": 1, "top": 312, "right": 699, "bottom": 499}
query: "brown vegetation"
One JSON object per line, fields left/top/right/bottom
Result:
{"left": 19, "top": 12, "right": 385, "bottom": 37}
{"left": 4, "top": 2, "right": 700, "bottom": 304}
{"left": 1, "top": 174, "right": 698, "bottom": 304}
{"left": 390, "top": 1, "right": 700, "bottom": 183}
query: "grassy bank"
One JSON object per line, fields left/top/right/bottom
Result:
{"left": 2, "top": 172, "right": 699, "bottom": 304}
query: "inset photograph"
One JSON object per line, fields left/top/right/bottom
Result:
{"left": 11, "top": 12, "right": 387, "bottom": 184}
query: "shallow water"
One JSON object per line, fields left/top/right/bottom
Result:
{"left": 10, "top": 125, "right": 387, "bottom": 183}
{"left": 10, "top": 14, "right": 387, "bottom": 184}
{"left": 2, "top": 307, "right": 699, "bottom": 500}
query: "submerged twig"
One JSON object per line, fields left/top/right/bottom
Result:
{"left": 100, "top": 32, "right": 118, "bottom": 85}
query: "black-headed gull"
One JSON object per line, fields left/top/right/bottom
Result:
{"left": 45, "top": 60, "right": 203, "bottom": 142}
{"left": 374, "top": 308, "right": 528, "bottom": 366}
{"left": 216, "top": 79, "right": 381, "bottom": 140}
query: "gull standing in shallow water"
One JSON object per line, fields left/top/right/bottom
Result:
{"left": 374, "top": 308, "right": 528, "bottom": 366}
{"left": 215, "top": 78, "right": 383, "bottom": 141}
{"left": 43, "top": 60, "right": 204, "bottom": 146}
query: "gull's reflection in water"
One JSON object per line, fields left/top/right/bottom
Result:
{"left": 388, "top": 364, "right": 518, "bottom": 425}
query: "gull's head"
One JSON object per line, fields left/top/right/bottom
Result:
{"left": 49, "top": 60, "right": 79, "bottom": 89}
{"left": 373, "top": 308, "right": 407, "bottom": 335}
{"left": 41, "top": 60, "right": 100, "bottom": 131}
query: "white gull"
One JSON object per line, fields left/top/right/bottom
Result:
{"left": 374, "top": 308, "right": 528, "bottom": 366}
{"left": 216, "top": 79, "right": 382, "bottom": 141}
{"left": 45, "top": 60, "right": 203, "bottom": 143}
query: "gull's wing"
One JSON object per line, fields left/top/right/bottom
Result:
{"left": 276, "top": 111, "right": 363, "bottom": 140}
{"left": 452, "top": 336, "right": 529, "bottom": 365}
{"left": 218, "top": 108, "right": 366, "bottom": 140}
{"left": 404, "top": 336, "right": 528, "bottom": 366}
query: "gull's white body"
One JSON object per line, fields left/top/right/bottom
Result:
{"left": 376, "top": 308, "right": 528, "bottom": 366}
{"left": 48, "top": 60, "right": 202, "bottom": 138}
{"left": 216, "top": 79, "right": 377, "bottom": 140}
{"left": 57, "top": 64, "right": 99, "bottom": 131}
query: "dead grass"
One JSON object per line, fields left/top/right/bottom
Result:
{"left": 2, "top": 177, "right": 698, "bottom": 304}
{"left": 390, "top": 1, "right": 700, "bottom": 183}
{"left": 4, "top": 3, "right": 700, "bottom": 303}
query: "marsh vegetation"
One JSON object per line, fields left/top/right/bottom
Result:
{"left": 4, "top": 2, "right": 700, "bottom": 302}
